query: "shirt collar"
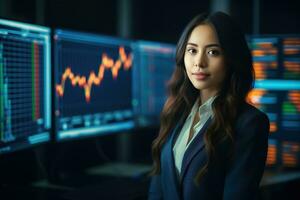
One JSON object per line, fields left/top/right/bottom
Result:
{"left": 188, "top": 96, "right": 216, "bottom": 119}
{"left": 199, "top": 95, "right": 216, "bottom": 115}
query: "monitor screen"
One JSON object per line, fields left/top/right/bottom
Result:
{"left": 247, "top": 35, "right": 300, "bottom": 138}
{"left": 248, "top": 86, "right": 300, "bottom": 137}
{"left": 248, "top": 35, "right": 300, "bottom": 80}
{"left": 132, "top": 41, "right": 176, "bottom": 127}
{"left": 266, "top": 138, "right": 277, "bottom": 167}
{"left": 247, "top": 35, "right": 300, "bottom": 168}
{"left": 0, "top": 19, "right": 51, "bottom": 154}
{"left": 281, "top": 140, "right": 300, "bottom": 168}
{"left": 54, "top": 29, "right": 134, "bottom": 141}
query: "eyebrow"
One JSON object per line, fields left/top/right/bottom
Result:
{"left": 186, "top": 42, "right": 221, "bottom": 48}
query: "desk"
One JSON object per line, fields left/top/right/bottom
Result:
{"left": 261, "top": 170, "right": 300, "bottom": 186}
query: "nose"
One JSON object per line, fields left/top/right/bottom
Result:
{"left": 194, "top": 51, "right": 207, "bottom": 68}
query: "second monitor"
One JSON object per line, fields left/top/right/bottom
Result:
{"left": 132, "top": 41, "right": 176, "bottom": 127}
{"left": 54, "top": 29, "right": 134, "bottom": 141}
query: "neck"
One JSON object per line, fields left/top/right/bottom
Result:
{"left": 199, "top": 90, "right": 217, "bottom": 105}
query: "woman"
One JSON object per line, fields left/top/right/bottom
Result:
{"left": 149, "top": 11, "right": 270, "bottom": 200}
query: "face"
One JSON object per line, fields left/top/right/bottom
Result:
{"left": 184, "top": 23, "right": 226, "bottom": 98}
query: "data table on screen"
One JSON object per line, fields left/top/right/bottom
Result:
{"left": 0, "top": 19, "right": 51, "bottom": 154}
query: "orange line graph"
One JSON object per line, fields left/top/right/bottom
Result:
{"left": 56, "top": 46, "right": 132, "bottom": 102}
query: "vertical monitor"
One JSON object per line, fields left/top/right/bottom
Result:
{"left": 247, "top": 35, "right": 300, "bottom": 168}
{"left": 0, "top": 19, "right": 51, "bottom": 154}
{"left": 132, "top": 41, "right": 176, "bottom": 127}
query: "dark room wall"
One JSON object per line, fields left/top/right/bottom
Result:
{"left": 1, "top": 0, "right": 299, "bottom": 44}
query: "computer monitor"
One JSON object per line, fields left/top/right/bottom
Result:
{"left": 132, "top": 40, "right": 176, "bottom": 127}
{"left": 54, "top": 29, "right": 134, "bottom": 141}
{"left": 0, "top": 19, "right": 51, "bottom": 154}
{"left": 247, "top": 35, "right": 300, "bottom": 168}
{"left": 247, "top": 35, "right": 300, "bottom": 80}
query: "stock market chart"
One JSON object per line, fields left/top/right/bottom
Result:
{"left": 54, "top": 30, "right": 134, "bottom": 140}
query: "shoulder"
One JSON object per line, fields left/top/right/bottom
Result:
{"left": 235, "top": 102, "right": 270, "bottom": 138}
{"left": 236, "top": 102, "right": 269, "bottom": 126}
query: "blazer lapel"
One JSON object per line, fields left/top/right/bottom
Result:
{"left": 161, "top": 117, "right": 186, "bottom": 200}
{"left": 180, "top": 117, "right": 212, "bottom": 180}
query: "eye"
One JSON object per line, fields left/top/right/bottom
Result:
{"left": 186, "top": 47, "right": 197, "bottom": 55}
{"left": 207, "top": 49, "right": 221, "bottom": 56}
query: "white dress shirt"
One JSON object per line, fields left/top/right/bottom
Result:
{"left": 173, "top": 96, "right": 216, "bottom": 175}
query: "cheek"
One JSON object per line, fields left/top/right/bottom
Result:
{"left": 183, "top": 56, "right": 188, "bottom": 70}
{"left": 215, "top": 67, "right": 226, "bottom": 82}
{"left": 183, "top": 57, "right": 193, "bottom": 80}
{"left": 217, "top": 71, "right": 226, "bottom": 84}
{"left": 211, "top": 61, "right": 226, "bottom": 81}
{"left": 184, "top": 54, "right": 191, "bottom": 70}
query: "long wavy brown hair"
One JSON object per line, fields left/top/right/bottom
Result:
{"left": 151, "top": 12, "right": 254, "bottom": 184}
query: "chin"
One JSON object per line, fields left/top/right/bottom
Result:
{"left": 191, "top": 83, "right": 208, "bottom": 90}
{"left": 189, "top": 79, "right": 206, "bottom": 88}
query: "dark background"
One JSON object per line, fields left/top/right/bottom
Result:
{"left": 1, "top": 0, "right": 300, "bottom": 43}
{"left": 0, "top": 0, "right": 300, "bottom": 200}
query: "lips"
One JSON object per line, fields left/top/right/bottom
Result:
{"left": 192, "top": 72, "right": 210, "bottom": 80}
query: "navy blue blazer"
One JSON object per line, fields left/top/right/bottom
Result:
{"left": 149, "top": 102, "right": 270, "bottom": 200}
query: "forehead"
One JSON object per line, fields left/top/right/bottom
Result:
{"left": 187, "top": 24, "right": 220, "bottom": 46}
